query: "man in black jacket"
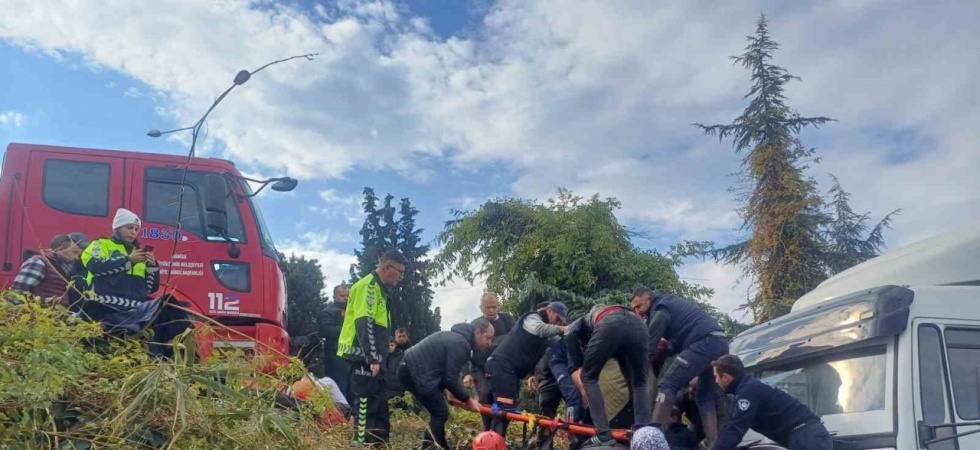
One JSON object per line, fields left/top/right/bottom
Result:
{"left": 386, "top": 329, "right": 410, "bottom": 403}
{"left": 318, "top": 284, "right": 350, "bottom": 400}
{"left": 711, "top": 355, "right": 831, "bottom": 450}
{"left": 565, "top": 305, "right": 651, "bottom": 448}
{"left": 485, "top": 301, "right": 568, "bottom": 435}
{"left": 631, "top": 286, "right": 729, "bottom": 446}
{"left": 399, "top": 320, "right": 494, "bottom": 450}
{"left": 463, "top": 293, "right": 517, "bottom": 430}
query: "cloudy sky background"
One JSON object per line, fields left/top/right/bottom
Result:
{"left": 2, "top": 0, "right": 978, "bottom": 328}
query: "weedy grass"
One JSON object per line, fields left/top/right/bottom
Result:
{"left": 0, "top": 294, "right": 526, "bottom": 450}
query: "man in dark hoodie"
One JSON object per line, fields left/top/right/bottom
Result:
{"left": 318, "top": 284, "right": 350, "bottom": 400}
{"left": 385, "top": 329, "right": 410, "bottom": 403}
{"left": 399, "top": 319, "right": 494, "bottom": 450}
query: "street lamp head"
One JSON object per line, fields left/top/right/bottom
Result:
{"left": 234, "top": 70, "right": 251, "bottom": 86}
{"left": 271, "top": 177, "right": 298, "bottom": 192}
{"left": 147, "top": 129, "right": 163, "bottom": 138}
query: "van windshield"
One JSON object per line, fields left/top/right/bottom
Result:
{"left": 754, "top": 345, "right": 887, "bottom": 417}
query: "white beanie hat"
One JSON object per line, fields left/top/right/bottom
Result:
{"left": 112, "top": 208, "right": 141, "bottom": 231}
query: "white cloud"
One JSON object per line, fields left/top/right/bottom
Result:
{"left": 432, "top": 276, "right": 486, "bottom": 328}
{"left": 277, "top": 234, "right": 357, "bottom": 293}
{"left": 2, "top": 0, "right": 979, "bottom": 318}
{"left": 0, "top": 111, "right": 26, "bottom": 127}
{"left": 678, "top": 260, "right": 752, "bottom": 323}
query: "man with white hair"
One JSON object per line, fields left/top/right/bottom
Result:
{"left": 463, "top": 292, "right": 517, "bottom": 430}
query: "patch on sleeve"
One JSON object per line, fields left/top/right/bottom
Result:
{"left": 737, "top": 398, "right": 751, "bottom": 411}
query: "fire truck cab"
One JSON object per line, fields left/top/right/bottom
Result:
{"left": 0, "top": 142, "right": 295, "bottom": 365}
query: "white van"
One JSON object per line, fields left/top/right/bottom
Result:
{"left": 729, "top": 225, "right": 980, "bottom": 450}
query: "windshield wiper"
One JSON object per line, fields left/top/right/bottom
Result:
{"left": 918, "top": 420, "right": 980, "bottom": 445}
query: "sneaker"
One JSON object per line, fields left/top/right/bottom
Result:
{"left": 581, "top": 435, "right": 615, "bottom": 448}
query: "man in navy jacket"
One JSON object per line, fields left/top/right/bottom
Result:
{"left": 711, "top": 355, "right": 832, "bottom": 450}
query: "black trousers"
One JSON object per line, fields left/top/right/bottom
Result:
{"left": 350, "top": 363, "right": 389, "bottom": 445}
{"left": 399, "top": 365, "right": 450, "bottom": 450}
{"left": 485, "top": 357, "right": 521, "bottom": 436}
{"left": 788, "top": 421, "right": 833, "bottom": 450}
{"left": 580, "top": 310, "right": 650, "bottom": 441}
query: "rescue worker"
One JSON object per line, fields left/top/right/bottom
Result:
{"left": 485, "top": 301, "right": 569, "bottom": 436}
{"left": 463, "top": 293, "right": 517, "bottom": 430}
{"left": 337, "top": 250, "right": 406, "bottom": 446}
{"left": 318, "top": 283, "right": 351, "bottom": 401}
{"left": 398, "top": 319, "right": 494, "bottom": 450}
{"left": 9, "top": 233, "right": 87, "bottom": 308}
{"left": 80, "top": 208, "right": 160, "bottom": 333}
{"left": 711, "top": 355, "right": 832, "bottom": 450}
{"left": 565, "top": 304, "right": 651, "bottom": 448}
{"left": 631, "top": 286, "right": 728, "bottom": 446}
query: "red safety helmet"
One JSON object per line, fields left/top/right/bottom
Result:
{"left": 472, "top": 431, "right": 507, "bottom": 450}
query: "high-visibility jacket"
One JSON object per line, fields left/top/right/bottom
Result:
{"left": 336, "top": 272, "right": 390, "bottom": 365}
{"left": 80, "top": 237, "right": 159, "bottom": 312}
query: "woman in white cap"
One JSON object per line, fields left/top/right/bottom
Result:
{"left": 79, "top": 208, "right": 161, "bottom": 332}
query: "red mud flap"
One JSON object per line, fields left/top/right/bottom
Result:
{"left": 449, "top": 400, "right": 631, "bottom": 443}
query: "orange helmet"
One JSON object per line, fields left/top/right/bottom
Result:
{"left": 472, "top": 431, "right": 506, "bottom": 450}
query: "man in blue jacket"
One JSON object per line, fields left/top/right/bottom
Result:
{"left": 711, "top": 355, "right": 832, "bottom": 450}
{"left": 631, "top": 286, "right": 729, "bottom": 446}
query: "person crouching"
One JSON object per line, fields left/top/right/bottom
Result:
{"left": 399, "top": 319, "right": 495, "bottom": 450}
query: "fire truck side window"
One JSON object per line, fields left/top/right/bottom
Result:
{"left": 144, "top": 181, "right": 206, "bottom": 238}
{"left": 43, "top": 159, "right": 111, "bottom": 216}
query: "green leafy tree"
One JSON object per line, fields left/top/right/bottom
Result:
{"left": 433, "top": 188, "right": 711, "bottom": 315}
{"left": 351, "top": 188, "right": 441, "bottom": 340}
{"left": 695, "top": 14, "right": 833, "bottom": 323}
{"left": 282, "top": 253, "right": 327, "bottom": 339}
{"left": 824, "top": 175, "right": 900, "bottom": 275}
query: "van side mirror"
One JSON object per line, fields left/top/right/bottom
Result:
{"left": 205, "top": 175, "right": 229, "bottom": 236}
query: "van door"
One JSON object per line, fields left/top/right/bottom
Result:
{"left": 19, "top": 151, "right": 125, "bottom": 258}
{"left": 914, "top": 322, "right": 980, "bottom": 449}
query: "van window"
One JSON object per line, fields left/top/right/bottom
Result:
{"left": 144, "top": 181, "right": 206, "bottom": 238}
{"left": 756, "top": 345, "right": 886, "bottom": 416}
{"left": 43, "top": 160, "right": 110, "bottom": 216}
{"left": 918, "top": 325, "right": 956, "bottom": 450}
{"left": 945, "top": 328, "right": 980, "bottom": 420}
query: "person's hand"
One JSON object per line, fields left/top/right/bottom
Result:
{"left": 128, "top": 251, "right": 148, "bottom": 263}
{"left": 370, "top": 363, "right": 381, "bottom": 377}
{"left": 525, "top": 376, "right": 538, "bottom": 392}
{"left": 463, "top": 374, "right": 475, "bottom": 388}
{"left": 144, "top": 252, "right": 157, "bottom": 266}
{"left": 558, "top": 325, "right": 568, "bottom": 333}
{"left": 571, "top": 368, "right": 587, "bottom": 406}
{"left": 466, "top": 398, "right": 481, "bottom": 412}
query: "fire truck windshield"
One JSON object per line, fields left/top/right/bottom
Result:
{"left": 144, "top": 167, "right": 246, "bottom": 242}
{"left": 239, "top": 180, "right": 279, "bottom": 259}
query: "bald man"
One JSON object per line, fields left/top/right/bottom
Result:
{"left": 463, "top": 293, "right": 517, "bottom": 430}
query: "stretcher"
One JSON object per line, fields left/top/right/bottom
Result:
{"left": 449, "top": 399, "right": 631, "bottom": 444}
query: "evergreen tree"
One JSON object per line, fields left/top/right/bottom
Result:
{"left": 351, "top": 188, "right": 441, "bottom": 340}
{"left": 824, "top": 175, "right": 900, "bottom": 275}
{"left": 695, "top": 14, "right": 833, "bottom": 322}
{"left": 282, "top": 253, "right": 327, "bottom": 338}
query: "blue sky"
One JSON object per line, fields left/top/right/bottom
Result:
{"left": 2, "top": 0, "right": 979, "bottom": 328}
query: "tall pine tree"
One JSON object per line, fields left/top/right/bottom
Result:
{"left": 696, "top": 14, "right": 833, "bottom": 322}
{"left": 350, "top": 187, "right": 441, "bottom": 340}
{"left": 824, "top": 175, "right": 900, "bottom": 275}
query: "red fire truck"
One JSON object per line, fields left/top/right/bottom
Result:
{"left": 0, "top": 142, "right": 297, "bottom": 365}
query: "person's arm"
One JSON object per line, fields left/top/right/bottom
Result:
{"left": 10, "top": 257, "right": 46, "bottom": 294}
{"left": 711, "top": 392, "right": 758, "bottom": 450}
{"left": 523, "top": 313, "right": 562, "bottom": 337}
{"left": 563, "top": 319, "right": 586, "bottom": 373}
{"left": 443, "top": 344, "right": 472, "bottom": 402}
{"left": 351, "top": 283, "right": 382, "bottom": 365}
{"left": 144, "top": 263, "right": 160, "bottom": 295}
{"left": 82, "top": 242, "right": 130, "bottom": 278}
{"left": 646, "top": 310, "right": 670, "bottom": 359}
